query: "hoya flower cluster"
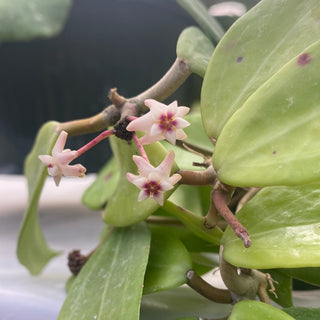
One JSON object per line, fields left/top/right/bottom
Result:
{"left": 39, "top": 99, "right": 190, "bottom": 205}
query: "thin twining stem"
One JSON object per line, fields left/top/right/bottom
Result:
{"left": 186, "top": 269, "right": 233, "bottom": 304}
{"left": 76, "top": 129, "right": 115, "bottom": 158}
{"left": 213, "top": 190, "right": 251, "bottom": 248}
{"left": 236, "top": 187, "right": 261, "bottom": 213}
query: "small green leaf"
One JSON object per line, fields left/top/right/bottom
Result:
{"left": 82, "top": 157, "right": 120, "bottom": 210}
{"left": 163, "top": 201, "right": 222, "bottom": 245}
{"left": 177, "top": 0, "right": 224, "bottom": 44}
{"left": 17, "top": 121, "right": 60, "bottom": 275}
{"left": 58, "top": 223, "right": 151, "bottom": 320}
{"left": 176, "top": 26, "right": 215, "bottom": 77}
{"left": 284, "top": 307, "right": 320, "bottom": 320}
{"left": 103, "top": 136, "right": 179, "bottom": 226}
{"left": 0, "top": 0, "right": 72, "bottom": 43}
{"left": 201, "top": 0, "right": 320, "bottom": 138}
{"left": 282, "top": 267, "right": 320, "bottom": 286}
{"left": 228, "top": 300, "right": 295, "bottom": 320}
{"left": 143, "top": 228, "right": 192, "bottom": 294}
{"left": 222, "top": 184, "right": 320, "bottom": 269}
{"left": 213, "top": 40, "right": 320, "bottom": 187}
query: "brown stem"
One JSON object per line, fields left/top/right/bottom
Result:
{"left": 57, "top": 58, "right": 191, "bottom": 136}
{"left": 131, "top": 58, "right": 191, "bottom": 107}
{"left": 186, "top": 269, "right": 233, "bottom": 304}
{"left": 178, "top": 166, "right": 216, "bottom": 185}
{"left": 204, "top": 188, "right": 221, "bottom": 228}
{"left": 213, "top": 190, "right": 251, "bottom": 248}
{"left": 57, "top": 105, "right": 121, "bottom": 135}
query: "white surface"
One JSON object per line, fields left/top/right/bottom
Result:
{"left": 0, "top": 174, "right": 102, "bottom": 320}
{"left": 1, "top": 175, "right": 319, "bottom": 320}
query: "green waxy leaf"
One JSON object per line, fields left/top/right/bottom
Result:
{"left": 222, "top": 183, "right": 320, "bottom": 269}
{"left": 213, "top": 40, "right": 320, "bottom": 186}
{"left": 282, "top": 267, "right": 320, "bottom": 286}
{"left": 58, "top": 223, "right": 151, "bottom": 320}
{"left": 177, "top": 0, "right": 224, "bottom": 44}
{"left": 0, "top": 0, "right": 72, "bottom": 43}
{"left": 82, "top": 157, "right": 120, "bottom": 210}
{"left": 17, "top": 121, "right": 60, "bottom": 275}
{"left": 176, "top": 26, "right": 215, "bottom": 77}
{"left": 201, "top": 0, "right": 320, "bottom": 138}
{"left": 228, "top": 300, "right": 295, "bottom": 320}
{"left": 143, "top": 228, "right": 192, "bottom": 294}
{"left": 163, "top": 201, "right": 223, "bottom": 246}
{"left": 284, "top": 307, "right": 320, "bottom": 320}
{"left": 103, "top": 136, "right": 179, "bottom": 226}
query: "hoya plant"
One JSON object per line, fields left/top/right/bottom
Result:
{"left": 16, "top": 0, "right": 320, "bottom": 319}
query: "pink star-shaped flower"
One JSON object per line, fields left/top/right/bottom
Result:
{"left": 39, "top": 131, "right": 86, "bottom": 186}
{"left": 126, "top": 99, "right": 190, "bottom": 145}
{"left": 126, "top": 150, "right": 181, "bottom": 205}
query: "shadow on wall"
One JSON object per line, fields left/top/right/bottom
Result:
{"left": 0, "top": 0, "right": 200, "bottom": 174}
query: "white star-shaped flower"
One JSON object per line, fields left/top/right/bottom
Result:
{"left": 126, "top": 150, "right": 181, "bottom": 205}
{"left": 39, "top": 131, "right": 86, "bottom": 186}
{"left": 126, "top": 99, "right": 190, "bottom": 145}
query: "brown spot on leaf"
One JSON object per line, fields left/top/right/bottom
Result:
{"left": 237, "top": 56, "right": 243, "bottom": 63}
{"left": 297, "top": 53, "right": 312, "bottom": 66}
{"left": 272, "top": 151, "right": 277, "bottom": 155}
{"left": 104, "top": 173, "right": 112, "bottom": 181}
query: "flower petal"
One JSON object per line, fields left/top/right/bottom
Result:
{"left": 52, "top": 131, "right": 68, "bottom": 155}
{"left": 176, "top": 129, "right": 187, "bottom": 141}
{"left": 62, "top": 164, "right": 87, "bottom": 177}
{"left": 55, "top": 150, "right": 78, "bottom": 166}
{"left": 174, "top": 118, "right": 190, "bottom": 129}
{"left": 149, "top": 123, "right": 164, "bottom": 137}
{"left": 166, "top": 100, "right": 178, "bottom": 115}
{"left": 157, "top": 150, "right": 175, "bottom": 178}
{"left": 132, "top": 155, "right": 155, "bottom": 177}
{"left": 126, "top": 173, "right": 147, "bottom": 188}
{"left": 153, "top": 192, "right": 164, "bottom": 206}
{"left": 53, "top": 174, "right": 62, "bottom": 187}
{"left": 176, "top": 106, "right": 190, "bottom": 118}
{"left": 169, "top": 173, "right": 182, "bottom": 186}
{"left": 126, "top": 112, "right": 153, "bottom": 132}
{"left": 164, "top": 129, "right": 177, "bottom": 145}
{"left": 138, "top": 190, "right": 150, "bottom": 202}
{"left": 38, "top": 155, "right": 54, "bottom": 167}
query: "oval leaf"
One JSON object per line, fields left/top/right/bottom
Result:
{"left": 17, "top": 121, "right": 60, "bottom": 275}
{"left": 229, "top": 300, "right": 295, "bottom": 320}
{"left": 201, "top": 0, "right": 320, "bottom": 138}
{"left": 176, "top": 26, "right": 215, "bottom": 77}
{"left": 213, "top": 40, "right": 320, "bottom": 186}
{"left": 0, "top": 0, "right": 72, "bottom": 43}
{"left": 284, "top": 307, "right": 320, "bottom": 320}
{"left": 222, "top": 183, "right": 320, "bottom": 269}
{"left": 82, "top": 157, "right": 120, "bottom": 210}
{"left": 103, "top": 135, "right": 179, "bottom": 226}
{"left": 143, "top": 228, "right": 192, "bottom": 294}
{"left": 163, "top": 201, "right": 223, "bottom": 245}
{"left": 58, "top": 223, "right": 151, "bottom": 320}
{"left": 282, "top": 267, "right": 320, "bottom": 287}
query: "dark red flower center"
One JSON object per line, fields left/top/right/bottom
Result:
{"left": 143, "top": 180, "right": 162, "bottom": 197}
{"left": 158, "top": 111, "right": 177, "bottom": 132}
